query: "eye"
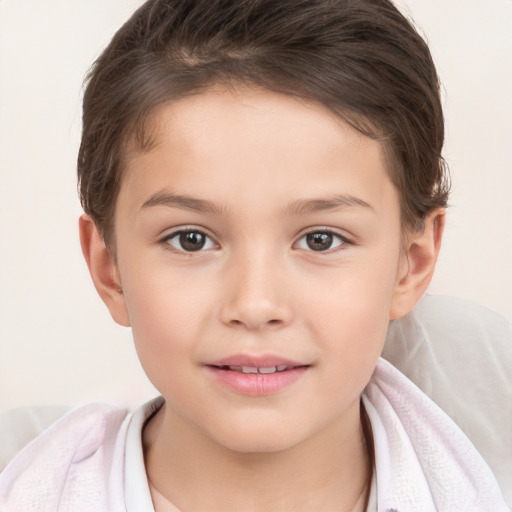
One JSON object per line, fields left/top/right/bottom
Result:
{"left": 295, "top": 230, "right": 346, "bottom": 252}
{"left": 163, "top": 229, "right": 216, "bottom": 252}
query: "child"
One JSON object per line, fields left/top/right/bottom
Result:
{"left": 0, "top": 0, "right": 508, "bottom": 510}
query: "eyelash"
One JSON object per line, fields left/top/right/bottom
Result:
{"left": 294, "top": 228, "right": 351, "bottom": 253}
{"left": 159, "top": 227, "right": 352, "bottom": 254}
{"left": 160, "top": 228, "right": 217, "bottom": 253}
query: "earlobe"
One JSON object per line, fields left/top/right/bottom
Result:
{"left": 79, "top": 214, "right": 131, "bottom": 327}
{"left": 390, "top": 209, "right": 446, "bottom": 319}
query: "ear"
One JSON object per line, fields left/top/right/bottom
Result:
{"left": 390, "top": 209, "right": 446, "bottom": 319}
{"left": 79, "top": 214, "right": 131, "bottom": 327}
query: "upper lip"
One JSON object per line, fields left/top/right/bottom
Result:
{"left": 206, "top": 354, "right": 308, "bottom": 368}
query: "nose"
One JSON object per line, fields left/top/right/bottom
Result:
{"left": 219, "top": 252, "right": 293, "bottom": 331}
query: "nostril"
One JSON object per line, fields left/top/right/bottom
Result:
{"left": 228, "top": 318, "right": 282, "bottom": 329}
{"left": 221, "top": 300, "right": 291, "bottom": 330}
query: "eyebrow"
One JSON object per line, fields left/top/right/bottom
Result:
{"left": 141, "top": 191, "right": 373, "bottom": 217}
{"left": 141, "top": 191, "right": 228, "bottom": 215}
{"left": 284, "top": 195, "right": 374, "bottom": 215}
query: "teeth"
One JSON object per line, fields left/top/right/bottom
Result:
{"left": 214, "top": 364, "right": 295, "bottom": 374}
{"left": 241, "top": 366, "right": 259, "bottom": 374}
{"left": 228, "top": 365, "right": 291, "bottom": 374}
{"left": 258, "top": 366, "right": 277, "bottom": 374}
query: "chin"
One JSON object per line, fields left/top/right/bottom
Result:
{"left": 207, "top": 421, "right": 305, "bottom": 455}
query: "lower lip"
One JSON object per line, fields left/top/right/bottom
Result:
{"left": 206, "top": 366, "right": 308, "bottom": 396}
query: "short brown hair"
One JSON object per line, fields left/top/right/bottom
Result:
{"left": 78, "top": 0, "right": 449, "bottom": 248}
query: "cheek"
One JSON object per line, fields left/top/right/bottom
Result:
{"left": 307, "top": 294, "right": 392, "bottom": 404}
{"left": 119, "top": 267, "right": 214, "bottom": 375}
{"left": 127, "top": 295, "right": 199, "bottom": 400}
{"left": 305, "top": 250, "right": 400, "bottom": 357}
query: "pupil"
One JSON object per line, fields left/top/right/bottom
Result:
{"left": 180, "top": 231, "right": 205, "bottom": 251}
{"left": 306, "top": 232, "right": 333, "bottom": 251}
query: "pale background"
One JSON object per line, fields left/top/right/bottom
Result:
{"left": 0, "top": 0, "right": 511, "bottom": 410}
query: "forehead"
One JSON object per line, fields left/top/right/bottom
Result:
{"left": 130, "top": 85, "right": 371, "bottom": 158}
{"left": 119, "top": 86, "right": 398, "bottom": 217}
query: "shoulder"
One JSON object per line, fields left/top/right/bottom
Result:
{"left": 0, "top": 405, "right": 71, "bottom": 471}
{"left": 0, "top": 402, "right": 131, "bottom": 511}
{"left": 364, "top": 359, "right": 509, "bottom": 511}
{"left": 383, "top": 294, "right": 512, "bottom": 445}
{"left": 383, "top": 294, "right": 512, "bottom": 504}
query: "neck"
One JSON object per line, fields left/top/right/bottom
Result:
{"left": 144, "top": 400, "right": 371, "bottom": 512}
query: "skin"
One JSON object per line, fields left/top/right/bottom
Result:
{"left": 80, "top": 86, "right": 444, "bottom": 511}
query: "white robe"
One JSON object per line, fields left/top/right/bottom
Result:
{"left": 0, "top": 359, "right": 508, "bottom": 511}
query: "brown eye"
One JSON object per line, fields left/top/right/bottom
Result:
{"left": 165, "top": 230, "right": 215, "bottom": 252}
{"left": 295, "top": 230, "right": 346, "bottom": 252}
{"left": 180, "top": 231, "right": 206, "bottom": 251}
{"left": 306, "top": 232, "right": 334, "bottom": 251}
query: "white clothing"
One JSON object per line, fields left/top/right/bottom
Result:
{"left": 124, "top": 397, "right": 163, "bottom": 511}
{"left": 0, "top": 359, "right": 507, "bottom": 511}
{"left": 383, "top": 294, "right": 512, "bottom": 502}
{"left": 362, "top": 359, "right": 507, "bottom": 511}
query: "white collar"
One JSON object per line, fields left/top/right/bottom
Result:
{"left": 124, "top": 396, "right": 164, "bottom": 512}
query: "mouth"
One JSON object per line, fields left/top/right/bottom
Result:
{"left": 208, "top": 364, "right": 298, "bottom": 374}
{"left": 205, "top": 356, "right": 310, "bottom": 396}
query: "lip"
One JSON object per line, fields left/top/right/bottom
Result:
{"left": 208, "top": 354, "right": 305, "bottom": 368}
{"left": 204, "top": 354, "right": 310, "bottom": 396}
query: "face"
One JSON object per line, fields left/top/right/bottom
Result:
{"left": 113, "top": 87, "right": 406, "bottom": 453}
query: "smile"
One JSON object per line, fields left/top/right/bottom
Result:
{"left": 205, "top": 356, "right": 310, "bottom": 396}
{"left": 214, "top": 365, "right": 293, "bottom": 374}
